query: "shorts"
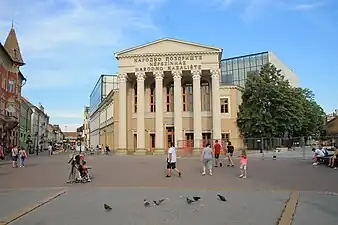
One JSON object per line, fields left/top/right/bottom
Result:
{"left": 12, "top": 155, "right": 18, "bottom": 161}
{"left": 215, "top": 153, "right": 220, "bottom": 159}
{"left": 240, "top": 163, "right": 247, "bottom": 170}
{"left": 167, "top": 162, "right": 176, "bottom": 169}
{"left": 227, "top": 151, "right": 233, "bottom": 157}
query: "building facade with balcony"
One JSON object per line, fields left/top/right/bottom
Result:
{"left": 19, "top": 97, "right": 33, "bottom": 149}
{"left": 0, "top": 26, "right": 26, "bottom": 149}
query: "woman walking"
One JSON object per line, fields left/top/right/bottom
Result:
{"left": 11, "top": 146, "right": 19, "bottom": 168}
{"left": 201, "top": 143, "right": 214, "bottom": 176}
{"left": 226, "top": 141, "right": 235, "bottom": 167}
{"left": 18, "top": 147, "right": 27, "bottom": 167}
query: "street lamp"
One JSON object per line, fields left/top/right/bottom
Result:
{"left": 78, "top": 132, "right": 83, "bottom": 154}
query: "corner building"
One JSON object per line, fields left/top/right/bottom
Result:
{"left": 93, "top": 38, "right": 243, "bottom": 155}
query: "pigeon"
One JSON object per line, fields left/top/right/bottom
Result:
{"left": 104, "top": 203, "right": 112, "bottom": 211}
{"left": 217, "top": 194, "right": 227, "bottom": 202}
{"left": 186, "top": 197, "right": 195, "bottom": 204}
{"left": 192, "top": 196, "right": 201, "bottom": 201}
{"left": 153, "top": 198, "right": 167, "bottom": 206}
{"left": 144, "top": 199, "right": 151, "bottom": 207}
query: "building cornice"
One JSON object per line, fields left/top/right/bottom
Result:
{"left": 118, "top": 51, "right": 220, "bottom": 59}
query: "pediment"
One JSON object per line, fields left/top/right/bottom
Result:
{"left": 115, "top": 38, "right": 222, "bottom": 57}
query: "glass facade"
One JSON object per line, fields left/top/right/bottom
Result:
{"left": 220, "top": 52, "right": 269, "bottom": 87}
{"left": 89, "top": 74, "right": 119, "bottom": 116}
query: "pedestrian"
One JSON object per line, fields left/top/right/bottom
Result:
{"left": 48, "top": 143, "right": 53, "bottom": 155}
{"left": 67, "top": 154, "right": 77, "bottom": 183}
{"left": 239, "top": 149, "right": 248, "bottom": 178}
{"left": 11, "top": 146, "right": 19, "bottom": 168}
{"left": 201, "top": 142, "right": 213, "bottom": 175}
{"left": 166, "top": 142, "right": 181, "bottom": 178}
{"left": 18, "top": 147, "right": 27, "bottom": 167}
{"left": 0, "top": 145, "right": 4, "bottom": 160}
{"left": 226, "top": 141, "right": 235, "bottom": 167}
{"left": 213, "top": 140, "right": 222, "bottom": 167}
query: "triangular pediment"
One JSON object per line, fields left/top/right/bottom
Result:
{"left": 115, "top": 38, "right": 222, "bottom": 57}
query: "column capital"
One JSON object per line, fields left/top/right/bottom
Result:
{"left": 135, "top": 72, "right": 146, "bottom": 81}
{"left": 210, "top": 69, "right": 220, "bottom": 79}
{"left": 172, "top": 71, "right": 182, "bottom": 80}
{"left": 154, "top": 71, "right": 164, "bottom": 80}
{"left": 117, "top": 73, "right": 127, "bottom": 82}
{"left": 191, "top": 70, "right": 201, "bottom": 80}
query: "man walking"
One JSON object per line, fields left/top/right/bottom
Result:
{"left": 166, "top": 142, "right": 181, "bottom": 178}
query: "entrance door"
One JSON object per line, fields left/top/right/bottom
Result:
{"left": 202, "top": 132, "right": 212, "bottom": 147}
{"left": 166, "top": 127, "right": 175, "bottom": 150}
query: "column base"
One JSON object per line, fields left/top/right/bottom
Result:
{"left": 193, "top": 148, "right": 202, "bottom": 156}
{"left": 134, "top": 148, "right": 147, "bottom": 155}
{"left": 116, "top": 148, "right": 128, "bottom": 155}
{"left": 153, "top": 148, "right": 165, "bottom": 155}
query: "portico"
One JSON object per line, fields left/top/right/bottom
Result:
{"left": 114, "top": 38, "right": 223, "bottom": 155}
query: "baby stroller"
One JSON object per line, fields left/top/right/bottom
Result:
{"left": 75, "top": 161, "right": 92, "bottom": 183}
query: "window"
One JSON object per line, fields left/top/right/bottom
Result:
{"left": 201, "top": 81, "right": 210, "bottom": 111}
{"left": 134, "top": 84, "right": 137, "bottom": 113}
{"left": 150, "top": 83, "right": 155, "bottom": 112}
{"left": 166, "top": 83, "right": 174, "bottom": 112}
{"left": 221, "top": 133, "right": 230, "bottom": 143}
{"left": 220, "top": 98, "right": 229, "bottom": 113}
{"left": 1, "top": 72, "right": 6, "bottom": 89}
{"left": 8, "top": 80, "right": 15, "bottom": 93}
{"left": 182, "top": 83, "right": 193, "bottom": 112}
{"left": 0, "top": 100, "right": 4, "bottom": 114}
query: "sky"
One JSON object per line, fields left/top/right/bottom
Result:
{"left": 0, "top": 0, "right": 337, "bottom": 132}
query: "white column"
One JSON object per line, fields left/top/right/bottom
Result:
{"left": 154, "top": 71, "right": 164, "bottom": 154}
{"left": 136, "top": 72, "right": 146, "bottom": 154}
{"left": 173, "top": 71, "right": 183, "bottom": 148}
{"left": 192, "top": 70, "right": 202, "bottom": 150}
{"left": 117, "top": 73, "right": 127, "bottom": 153}
{"left": 211, "top": 69, "right": 221, "bottom": 141}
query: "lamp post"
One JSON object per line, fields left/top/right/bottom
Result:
{"left": 78, "top": 132, "right": 83, "bottom": 154}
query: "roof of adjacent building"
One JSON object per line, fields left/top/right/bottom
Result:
{"left": 3, "top": 26, "right": 25, "bottom": 65}
{"left": 63, "top": 132, "right": 79, "bottom": 138}
{"left": 221, "top": 51, "right": 269, "bottom": 61}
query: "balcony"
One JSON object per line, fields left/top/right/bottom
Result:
{"left": 4, "top": 115, "right": 19, "bottom": 129}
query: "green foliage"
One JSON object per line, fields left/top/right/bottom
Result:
{"left": 237, "top": 63, "right": 325, "bottom": 138}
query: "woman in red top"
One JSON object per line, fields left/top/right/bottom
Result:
{"left": 213, "top": 140, "right": 222, "bottom": 167}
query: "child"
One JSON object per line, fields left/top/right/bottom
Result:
{"left": 328, "top": 147, "right": 338, "bottom": 169}
{"left": 239, "top": 149, "right": 248, "bottom": 178}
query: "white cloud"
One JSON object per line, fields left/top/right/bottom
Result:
{"left": 0, "top": 0, "right": 165, "bottom": 88}
{"left": 292, "top": 2, "right": 325, "bottom": 10}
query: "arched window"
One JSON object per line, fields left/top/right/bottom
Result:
{"left": 182, "top": 83, "right": 193, "bottom": 112}
{"left": 201, "top": 80, "right": 210, "bottom": 111}
{"left": 133, "top": 84, "right": 137, "bottom": 113}
{"left": 166, "top": 83, "right": 174, "bottom": 112}
{"left": 150, "top": 82, "right": 155, "bottom": 112}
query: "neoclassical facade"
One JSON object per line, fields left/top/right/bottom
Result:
{"left": 90, "top": 38, "right": 243, "bottom": 155}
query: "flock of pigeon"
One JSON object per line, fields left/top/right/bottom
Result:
{"left": 103, "top": 193, "right": 227, "bottom": 211}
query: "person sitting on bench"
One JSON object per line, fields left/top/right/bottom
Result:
{"left": 328, "top": 147, "right": 338, "bottom": 169}
{"left": 312, "top": 146, "right": 325, "bottom": 166}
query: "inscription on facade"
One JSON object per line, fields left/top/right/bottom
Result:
{"left": 134, "top": 55, "right": 202, "bottom": 72}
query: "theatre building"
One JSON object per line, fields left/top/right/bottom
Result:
{"left": 90, "top": 38, "right": 249, "bottom": 155}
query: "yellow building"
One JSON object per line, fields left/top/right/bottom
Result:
{"left": 89, "top": 38, "right": 244, "bottom": 155}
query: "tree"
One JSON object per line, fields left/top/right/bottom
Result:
{"left": 237, "top": 63, "right": 325, "bottom": 140}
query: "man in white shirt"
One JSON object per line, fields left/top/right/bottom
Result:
{"left": 313, "top": 145, "right": 326, "bottom": 166}
{"left": 166, "top": 142, "right": 181, "bottom": 178}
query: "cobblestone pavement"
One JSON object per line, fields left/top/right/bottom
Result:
{"left": 0, "top": 154, "right": 337, "bottom": 224}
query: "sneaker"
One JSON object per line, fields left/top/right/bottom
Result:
{"left": 202, "top": 172, "right": 206, "bottom": 175}
{"left": 227, "top": 165, "right": 230, "bottom": 167}
{"left": 209, "top": 173, "right": 212, "bottom": 176}
{"left": 243, "top": 176, "right": 247, "bottom": 179}
{"left": 178, "top": 172, "right": 181, "bottom": 177}
{"left": 165, "top": 175, "right": 171, "bottom": 178}
{"left": 214, "top": 165, "right": 218, "bottom": 167}
{"left": 239, "top": 174, "right": 243, "bottom": 178}
{"left": 231, "top": 165, "right": 234, "bottom": 168}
